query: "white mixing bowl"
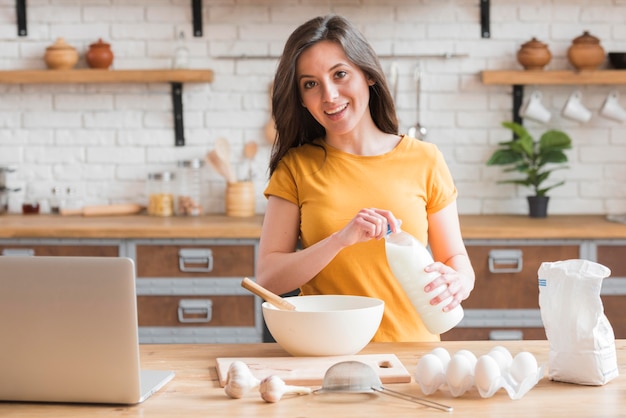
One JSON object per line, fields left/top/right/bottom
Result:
{"left": 262, "top": 295, "right": 384, "bottom": 357}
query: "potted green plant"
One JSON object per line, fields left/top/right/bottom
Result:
{"left": 486, "top": 121, "right": 572, "bottom": 218}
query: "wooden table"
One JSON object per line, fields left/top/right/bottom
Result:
{"left": 1, "top": 340, "right": 624, "bottom": 417}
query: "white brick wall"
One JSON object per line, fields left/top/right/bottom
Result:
{"left": 1, "top": 0, "right": 625, "bottom": 215}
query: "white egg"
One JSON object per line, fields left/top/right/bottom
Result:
{"left": 509, "top": 351, "right": 538, "bottom": 384}
{"left": 488, "top": 346, "right": 513, "bottom": 371}
{"left": 430, "top": 347, "right": 451, "bottom": 369}
{"left": 415, "top": 353, "right": 445, "bottom": 395}
{"left": 474, "top": 355, "right": 501, "bottom": 395}
{"left": 446, "top": 354, "right": 473, "bottom": 396}
{"left": 455, "top": 349, "right": 478, "bottom": 369}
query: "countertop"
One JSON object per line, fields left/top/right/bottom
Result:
{"left": 1, "top": 340, "right": 624, "bottom": 417}
{"left": 1, "top": 214, "right": 626, "bottom": 240}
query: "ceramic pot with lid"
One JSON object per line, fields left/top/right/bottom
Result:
{"left": 86, "top": 39, "right": 114, "bottom": 69}
{"left": 517, "top": 37, "right": 552, "bottom": 71}
{"left": 567, "top": 31, "right": 606, "bottom": 71}
{"left": 44, "top": 37, "right": 79, "bottom": 70}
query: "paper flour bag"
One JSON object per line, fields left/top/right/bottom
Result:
{"left": 538, "top": 259, "right": 618, "bottom": 385}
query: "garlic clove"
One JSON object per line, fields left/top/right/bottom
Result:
{"left": 224, "top": 360, "right": 261, "bottom": 399}
{"left": 259, "top": 375, "right": 312, "bottom": 403}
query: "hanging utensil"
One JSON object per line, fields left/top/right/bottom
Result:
{"left": 315, "top": 361, "right": 452, "bottom": 412}
{"left": 407, "top": 63, "right": 428, "bottom": 140}
{"left": 243, "top": 141, "right": 258, "bottom": 181}
{"left": 389, "top": 61, "right": 399, "bottom": 105}
{"left": 241, "top": 277, "right": 297, "bottom": 311}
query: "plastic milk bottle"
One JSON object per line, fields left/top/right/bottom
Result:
{"left": 384, "top": 226, "right": 464, "bottom": 334}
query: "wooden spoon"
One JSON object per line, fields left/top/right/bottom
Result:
{"left": 241, "top": 277, "right": 296, "bottom": 311}
{"left": 214, "top": 138, "right": 237, "bottom": 183}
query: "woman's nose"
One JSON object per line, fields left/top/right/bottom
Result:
{"left": 321, "top": 82, "right": 339, "bottom": 102}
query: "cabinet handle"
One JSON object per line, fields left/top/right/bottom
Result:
{"left": 177, "top": 299, "right": 213, "bottom": 323}
{"left": 488, "top": 249, "right": 523, "bottom": 273}
{"left": 1, "top": 248, "right": 35, "bottom": 256}
{"left": 178, "top": 248, "right": 213, "bottom": 272}
{"left": 489, "top": 330, "right": 523, "bottom": 340}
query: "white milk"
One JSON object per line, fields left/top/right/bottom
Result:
{"left": 385, "top": 230, "right": 464, "bottom": 334}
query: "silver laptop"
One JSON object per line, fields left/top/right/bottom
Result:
{"left": 0, "top": 256, "right": 174, "bottom": 404}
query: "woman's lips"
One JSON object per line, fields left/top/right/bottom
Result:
{"left": 325, "top": 103, "right": 348, "bottom": 120}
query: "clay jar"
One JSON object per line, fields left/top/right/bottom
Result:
{"left": 44, "top": 38, "right": 79, "bottom": 70}
{"left": 517, "top": 37, "right": 552, "bottom": 70}
{"left": 567, "top": 31, "right": 605, "bottom": 71}
{"left": 86, "top": 39, "right": 114, "bottom": 69}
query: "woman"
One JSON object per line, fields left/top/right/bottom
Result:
{"left": 256, "top": 15, "right": 475, "bottom": 342}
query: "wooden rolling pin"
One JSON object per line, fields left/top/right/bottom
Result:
{"left": 60, "top": 203, "right": 144, "bottom": 216}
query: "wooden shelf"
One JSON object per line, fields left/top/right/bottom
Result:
{"left": 482, "top": 70, "right": 626, "bottom": 86}
{"left": 482, "top": 70, "right": 626, "bottom": 134}
{"left": 0, "top": 69, "right": 213, "bottom": 84}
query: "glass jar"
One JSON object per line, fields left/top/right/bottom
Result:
{"left": 147, "top": 171, "right": 175, "bottom": 217}
{"left": 176, "top": 159, "right": 205, "bottom": 216}
{"left": 49, "top": 186, "right": 64, "bottom": 214}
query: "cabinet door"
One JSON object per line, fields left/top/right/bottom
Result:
{"left": 137, "top": 295, "right": 255, "bottom": 327}
{"left": 464, "top": 244, "right": 580, "bottom": 309}
{"left": 135, "top": 244, "right": 254, "bottom": 278}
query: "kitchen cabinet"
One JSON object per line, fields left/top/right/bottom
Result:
{"left": 443, "top": 239, "right": 626, "bottom": 341}
{"left": 0, "top": 232, "right": 263, "bottom": 344}
{"left": 0, "top": 69, "right": 213, "bottom": 147}
{"left": 131, "top": 239, "right": 262, "bottom": 344}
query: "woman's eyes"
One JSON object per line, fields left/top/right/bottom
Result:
{"left": 301, "top": 70, "right": 348, "bottom": 90}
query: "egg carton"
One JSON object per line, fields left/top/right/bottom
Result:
{"left": 414, "top": 346, "right": 545, "bottom": 400}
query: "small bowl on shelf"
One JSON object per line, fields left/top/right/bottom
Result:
{"left": 608, "top": 52, "right": 626, "bottom": 70}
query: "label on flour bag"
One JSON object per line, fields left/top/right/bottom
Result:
{"left": 384, "top": 227, "right": 463, "bottom": 334}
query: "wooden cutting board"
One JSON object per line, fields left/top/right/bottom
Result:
{"left": 216, "top": 354, "right": 411, "bottom": 387}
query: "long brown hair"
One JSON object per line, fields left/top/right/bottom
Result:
{"left": 268, "top": 14, "right": 399, "bottom": 176}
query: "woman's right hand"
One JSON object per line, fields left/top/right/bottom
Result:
{"left": 333, "top": 208, "right": 399, "bottom": 247}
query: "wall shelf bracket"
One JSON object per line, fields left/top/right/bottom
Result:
{"left": 16, "top": 0, "right": 27, "bottom": 37}
{"left": 512, "top": 84, "right": 524, "bottom": 137}
{"left": 192, "top": 0, "right": 203, "bottom": 37}
{"left": 480, "top": 0, "right": 490, "bottom": 38}
{"left": 171, "top": 82, "right": 185, "bottom": 147}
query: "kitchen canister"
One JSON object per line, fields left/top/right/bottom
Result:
{"left": 567, "top": 31, "right": 606, "bottom": 71}
{"left": 147, "top": 171, "right": 175, "bottom": 217}
{"left": 225, "top": 181, "right": 255, "bottom": 217}
{"left": 516, "top": 37, "right": 552, "bottom": 70}
{"left": 86, "top": 38, "right": 114, "bottom": 69}
{"left": 176, "top": 158, "right": 205, "bottom": 216}
{"left": 44, "top": 37, "right": 79, "bottom": 70}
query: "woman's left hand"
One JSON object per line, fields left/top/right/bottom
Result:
{"left": 422, "top": 262, "right": 471, "bottom": 312}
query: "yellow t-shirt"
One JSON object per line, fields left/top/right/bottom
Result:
{"left": 264, "top": 135, "right": 458, "bottom": 342}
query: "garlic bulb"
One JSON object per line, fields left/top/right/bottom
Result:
{"left": 259, "top": 375, "right": 311, "bottom": 403}
{"left": 224, "top": 361, "right": 260, "bottom": 399}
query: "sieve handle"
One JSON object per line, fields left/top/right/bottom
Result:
{"left": 374, "top": 386, "right": 453, "bottom": 412}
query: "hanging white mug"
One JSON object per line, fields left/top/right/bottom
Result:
{"left": 562, "top": 90, "right": 592, "bottom": 123}
{"left": 520, "top": 90, "right": 551, "bottom": 123}
{"left": 599, "top": 90, "right": 626, "bottom": 123}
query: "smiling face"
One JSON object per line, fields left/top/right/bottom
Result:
{"left": 296, "top": 40, "right": 375, "bottom": 140}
